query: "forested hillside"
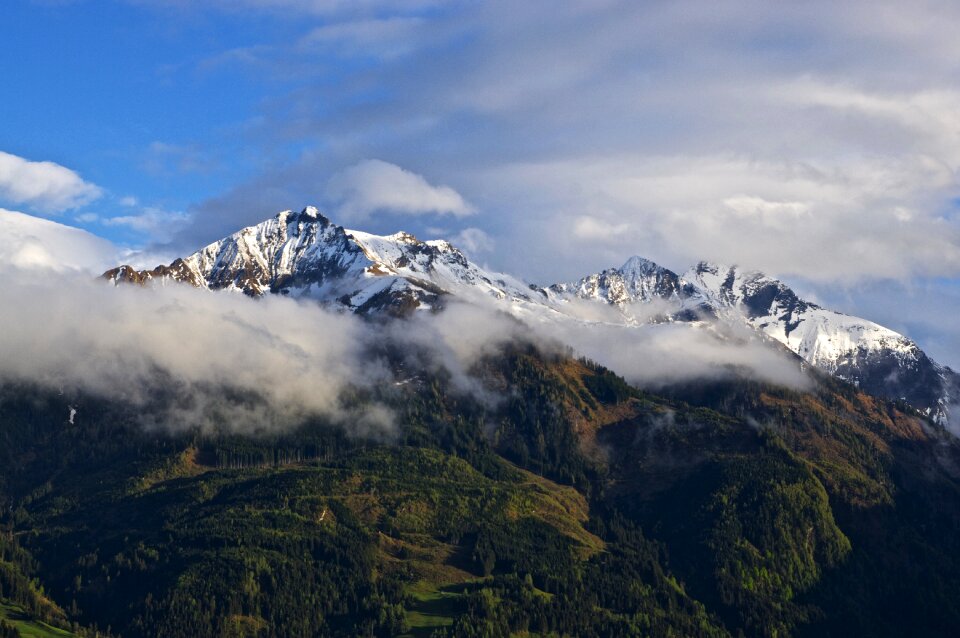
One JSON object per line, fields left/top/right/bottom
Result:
{"left": 1, "top": 342, "right": 959, "bottom": 637}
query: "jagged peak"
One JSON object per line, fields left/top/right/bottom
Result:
{"left": 618, "top": 255, "right": 672, "bottom": 277}
{"left": 273, "top": 206, "right": 333, "bottom": 226}
{"left": 686, "top": 261, "right": 783, "bottom": 295}
{"left": 691, "top": 260, "right": 736, "bottom": 277}
{"left": 425, "top": 239, "right": 457, "bottom": 252}
{"left": 97, "top": 211, "right": 957, "bottom": 424}
{"left": 385, "top": 231, "right": 421, "bottom": 244}
{"left": 690, "top": 260, "right": 781, "bottom": 285}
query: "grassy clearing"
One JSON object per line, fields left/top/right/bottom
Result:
{"left": 0, "top": 603, "right": 76, "bottom": 638}
{"left": 402, "top": 580, "right": 467, "bottom": 637}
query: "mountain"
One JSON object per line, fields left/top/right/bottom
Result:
{"left": 683, "top": 261, "right": 959, "bottom": 423}
{"left": 549, "top": 256, "right": 958, "bottom": 424}
{"left": 3, "top": 318, "right": 960, "bottom": 638}
{"left": 545, "top": 255, "right": 709, "bottom": 322}
{"left": 7, "top": 205, "right": 960, "bottom": 637}
{"left": 548, "top": 256, "right": 689, "bottom": 305}
{"left": 104, "top": 206, "right": 958, "bottom": 425}
{"left": 104, "top": 207, "right": 536, "bottom": 315}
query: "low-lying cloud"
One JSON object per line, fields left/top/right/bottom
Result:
{"left": 0, "top": 268, "right": 810, "bottom": 438}
{"left": 0, "top": 272, "right": 391, "bottom": 435}
{"left": 398, "top": 289, "right": 811, "bottom": 398}
{"left": 516, "top": 296, "right": 811, "bottom": 391}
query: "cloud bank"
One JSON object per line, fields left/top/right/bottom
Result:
{"left": 10, "top": 0, "right": 960, "bottom": 369}
{"left": 0, "top": 151, "right": 102, "bottom": 213}
{"left": 0, "top": 272, "right": 392, "bottom": 435}
{"left": 0, "top": 208, "right": 118, "bottom": 273}
{"left": 403, "top": 291, "right": 810, "bottom": 398}
{"left": 517, "top": 297, "right": 811, "bottom": 391}
{"left": 488, "top": 151, "right": 960, "bottom": 284}
{"left": 141, "top": 1, "right": 960, "bottom": 289}
{"left": 0, "top": 269, "right": 808, "bottom": 437}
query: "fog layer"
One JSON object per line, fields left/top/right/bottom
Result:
{"left": 0, "top": 272, "right": 810, "bottom": 435}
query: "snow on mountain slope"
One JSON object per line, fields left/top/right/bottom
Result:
{"left": 554, "top": 256, "right": 957, "bottom": 423}
{"left": 682, "top": 261, "right": 958, "bottom": 423}
{"left": 102, "top": 206, "right": 957, "bottom": 425}
{"left": 548, "top": 256, "right": 686, "bottom": 304}
{"left": 105, "top": 207, "right": 538, "bottom": 315}
{"left": 683, "top": 261, "right": 914, "bottom": 367}
{"left": 545, "top": 256, "right": 713, "bottom": 323}
{"left": 0, "top": 208, "right": 117, "bottom": 272}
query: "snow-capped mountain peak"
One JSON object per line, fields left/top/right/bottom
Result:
{"left": 548, "top": 255, "right": 689, "bottom": 307}
{"left": 619, "top": 255, "right": 669, "bottom": 277}
{"left": 557, "top": 257, "right": 958, "bottom": 424}
{"left": 683, "top": 261, "right": 789, "bottom": 313}
{"left": 105, "top": 207, "right": 534, "bottom": 314}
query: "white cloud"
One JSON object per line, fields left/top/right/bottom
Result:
{"left": 549, "top": 317, "right": 811, "bottom": 392}
{"left": 0, "top": 273, "right": 392, "bottom": 435}
{"left": 166, "top": 1, "right": 960, "bottom": 287}
{"left": 772, "top": 80, "right": 960, "bottom": 165}
{"left": 573, "top": 216, "right": 631, "bottom": 241}
{"left": 325, "top": 159, "right": 474, "bottom": 221}
{"left": 405, "top": 296, "right": 811, "bottom": 395}
{"left": 98, "top": 0, "right": 960, "bottom": 370}
{"left": 0, "top": 208, "right": 117, "bottom": 273}
{"left": 298, "top": 17, "right": 426, "bottom": 59}
{"left": 452, "top": 227, "right": 494, "bottom": 255}
{"left": 0, "top": 267, "right": 808, "bottom": 437}
{"left": 74, "top": 212, "right": 100, "bottom": 223}
{"left": 0, "top": 151, "right": 102, "bottom": 213}
{"left": 484, "top": 152, "right": 960, "bottom": 283}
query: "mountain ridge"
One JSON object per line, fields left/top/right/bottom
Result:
{"left": 103, "top": 206, "right": 959, "bottom": 426}
{"left": 549, "top": 255, "right": 958, "bottom": 424}
{"left": 104, "top": 206, "right": 538, "bottom": 316}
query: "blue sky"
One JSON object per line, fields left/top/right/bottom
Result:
{"left": 2, "top": 0, "right": 960, "bottom": 367}
{"left": 1, "top": 1, "right": 303, "bottom": 235}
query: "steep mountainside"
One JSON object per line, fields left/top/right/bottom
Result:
{"left": 7, "top": 203, "right": 960, "bottom": 636}
{"left": 2, "top": 339, "right": 960, "bottom": 637}
{"left": 550, "top": 256, "right": 959, "bottom": 424}
{"left": 683, "top": 262, "right": 959, "bottom": 423}
{"left": 548, "top": 256, "right": 688, "bottom": 305}
{"left": 546, "top": 256, "right": 708, "bottom": 322}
